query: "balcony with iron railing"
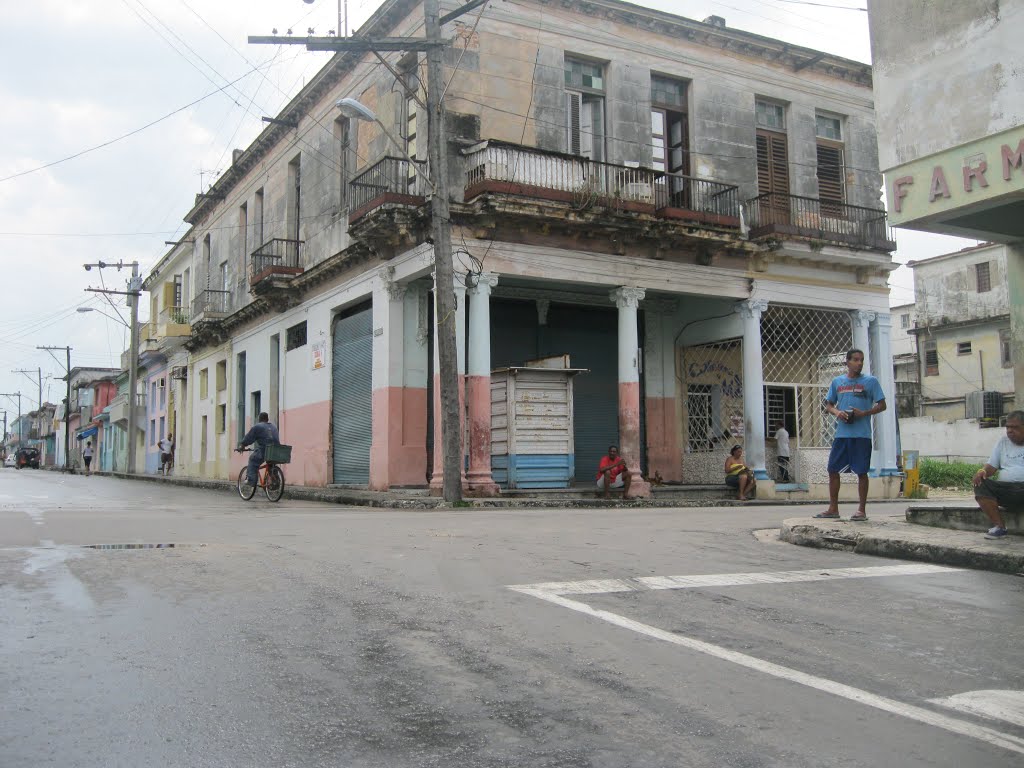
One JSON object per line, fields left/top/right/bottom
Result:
{"left": 108, "top": 392, "right": 146, "bottom": 429}
{"left": 462, "top": 141, "right": 741, "bottom": 228}
{"left": 250, "top": 238, "right": 304, "bottom": 286}
{"left": 349, "top": 156, "right": 430, "bottom": 224}
{"left": 745, "top": 192, "right": 896, "bottom": 251}
{"left": 158, "top": 305, "right": 190, "bottom": 337}
{"left": 191, "top": 289, "right": 231, "bottom": 323}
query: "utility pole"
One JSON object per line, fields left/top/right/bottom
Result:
{"left": 37, "top": 346, "right": 72, "bottom": 472}
{"left": 83, "top": 261, "right": 141, "bottom": 474}
{"left": 1, "top": 392, "right": 22, "bottom": 446}
{"left": 12, "top": 368, "right": 42, "bottom": 411}
{"left": 249, "top": 1, "right": 481, "bottom": 502}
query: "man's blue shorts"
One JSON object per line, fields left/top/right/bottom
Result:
{"left": 827, "top": 437, "right": 872, "bottom": 475}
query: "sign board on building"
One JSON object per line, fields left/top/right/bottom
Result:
{"left": 312, "top": 341, "right": 326, "bottom": 370}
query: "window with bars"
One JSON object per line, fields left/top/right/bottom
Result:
{"left": 957, "top": 341, "right": 972, "bottom": 356}
{"left": 976, "top": 261, "right": 991, "bottom": 293}
{"left": 1000, "top": 329, "right": 1012, "bottom": 368}
{"left": 286, "top": 321, "right": 307, "bottom": 351}
{"left": 923, "top": 340, "right": 939, "bottom": 376}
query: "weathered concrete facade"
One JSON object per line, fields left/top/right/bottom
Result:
{"left": 133, "top": 0, "right": 900, "bottom": 498}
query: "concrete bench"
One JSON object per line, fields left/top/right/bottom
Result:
{"left": 906, "top": 505, "right": 1021, "bottom": 534}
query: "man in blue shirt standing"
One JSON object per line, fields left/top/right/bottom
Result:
{"left": 237, "top": 412, "right": 280, "bottom": 487}
{"left": 814, "top": 349, "right": 886, "bottom": 521}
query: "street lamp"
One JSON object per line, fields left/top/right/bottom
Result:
{"left": 76, "top": 306, "right": 130, "bottom": 327}
{"left": 335, "top": 98, "right": 431, "bottom": 188}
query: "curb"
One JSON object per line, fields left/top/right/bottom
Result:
{"left": 780, "top": 517, "right": 1024, "bottom": 575}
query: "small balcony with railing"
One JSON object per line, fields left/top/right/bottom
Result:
{"left": 157, "top": 305, "right": 191, "bottom": 338}
{"left": 191, "top": 289, "right": 232, "bottom": 323}
{"left": 108, "top": 392, "right": 146, "bottom": 429}
{"left": 349, "top": 156, "right": 430, "bottom": 224}
{"left": 250, "top": 238, "right": 304, "bottom": 287}
{"left": 462, "top": 141, "right": 741, "bottom": 229}
{"left": 745, "top": 192, "right": 896, "bottom": 251}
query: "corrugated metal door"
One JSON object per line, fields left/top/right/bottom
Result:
{"left": 332, "top": 305, "right": 372, "bottom": 484}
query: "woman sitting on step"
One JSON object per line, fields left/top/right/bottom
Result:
{"left": 724, "top": 444, "right": 756, "bottom": 501}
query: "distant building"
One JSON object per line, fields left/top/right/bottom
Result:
{"left": 867, "top": 0, "right": 1023, "bottom": 412}
{"left": 898, "top": 243, "right": 1014, "bottom": 423}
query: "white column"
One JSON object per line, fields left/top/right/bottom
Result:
{"left": 610, "top": 286, "right": 650, "bottom": 497}
{"left": 869, "top": 313, "right": 899, "bottom": 476}
{"left": 736, "top": 299, "right": 769, "bottom": 480}
{"left": 849, "top": 310, "right": 875, "bottom": 375}
{"left": 466, "top": 272, "right": 499, "bottom": 494}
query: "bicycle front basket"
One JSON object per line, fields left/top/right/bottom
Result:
{"left": 264, "top": 443, "right": 292, "bottom": 464}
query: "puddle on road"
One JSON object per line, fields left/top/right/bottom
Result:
{"left": 82, "top": 543, "right": 206, "bottom": 551}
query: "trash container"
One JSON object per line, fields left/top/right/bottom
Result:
{"left": 902, "top": 450, "right": 920, "bottom": 497}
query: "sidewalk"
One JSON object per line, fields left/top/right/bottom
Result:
{"left": 780, "top": 512, "right": 1024, "bottom": 575}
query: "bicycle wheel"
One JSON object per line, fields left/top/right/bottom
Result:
{"left": 264, "top": 465, "right": 285, "bottom": 502}
{"left": 237, "top": 467, "right": 257, "bottom": 500}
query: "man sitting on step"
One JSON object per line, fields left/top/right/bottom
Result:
{"left": 972, "top": 410, "right": 1024, "bottom": 540}
{"left": 596, "top": 445, "right": 631, "bottom": 499}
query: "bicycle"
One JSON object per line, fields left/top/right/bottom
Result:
{"left": 235, "top": 447, "right": 286, "bottom": 502}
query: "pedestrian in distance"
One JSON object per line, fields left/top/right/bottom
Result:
{"left": 814, "top": 349, "right": 886, "bottom": 521}
{"left": 83, "top": 440, "right": 94, "bottom": 477}
{"left": 158, "top": 433, "right": 174, "bottom": 476}
{"left": 972, "top": 410, "right": 1024, "bottom": 539}
{"left": 596, "top": 445, "right": 631, "bottom": 499}
{"left": 773, "top": 420, "right": 791, "bottom": 483}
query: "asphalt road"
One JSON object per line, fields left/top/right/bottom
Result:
{"left": 2, "top": 469, "right": 1022, "bottom": 767}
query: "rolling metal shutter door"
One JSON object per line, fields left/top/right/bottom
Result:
{"left": 332, "top": 306, "right": 372, "bottom": 484}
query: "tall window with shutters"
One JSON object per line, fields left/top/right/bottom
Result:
{"left": 651, "top": 75, "right": 689, "bottom": 207}
{"left": 401, "top": 56, "right": 420, "bottom": 193}
{"left": 815, "top": 113, "right": 846, "bottom": 216}
{"left": 755, "top": 100, "right": 789, "bottom": 222}
{"left": 564, "top": 57, "right": 605, "bottom": 162}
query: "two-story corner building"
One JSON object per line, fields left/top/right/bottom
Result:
{"left": 152, "top": 0, "right": 901, "bottom": 497}
{"left": 867, "top": 0, "right": 1023, "bottom": 409}
{"left": 905, "top": 242, "right": 1015, "bottom": 423}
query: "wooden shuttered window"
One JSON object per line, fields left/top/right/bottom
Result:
{"left": 816, "top": 141, "right": 845, "bottom": 215}
{"left": 756, "top": 130, "right": 789, "bottom": 196}
{"left": 756, "top": 129, "right": 789, "bottom": 223}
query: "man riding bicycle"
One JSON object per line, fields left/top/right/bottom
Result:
{"left": 237, "top": 412, "right": 281, "bottom": 487}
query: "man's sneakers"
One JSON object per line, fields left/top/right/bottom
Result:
{"left": 985, "top": 526, "right": 1008, "bottom": 540}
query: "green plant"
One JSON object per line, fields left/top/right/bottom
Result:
{"left": 918, "top": 459, "right": 983, "bottom": 490}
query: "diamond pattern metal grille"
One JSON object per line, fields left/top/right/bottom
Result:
{"left": 761, "top": 306, "right": 852, "bottom": 448}
{"left": 681, "top": 339, "right": 744, "bottom": 454}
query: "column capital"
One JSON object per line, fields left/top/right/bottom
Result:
{"left": 378, "top": 266, "right": 406, "bottom": 301}
{"left": 467, "top": 272, "right": 499, "bottom": 295}
{"left": 849, "top": 309, "right": 877, "bottom": 328}
{"left": 870, "top": 312, "right": 892, "bottom": 329}
{"left": 610, "top": 286, "right": 646, "bottom": 309}
{"left": 735, "top": 298, "right": 769, "bottom": 320}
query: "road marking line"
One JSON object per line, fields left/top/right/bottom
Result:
{"left": 929, "top": 690, "right": 1024, "bottom": 727}
{"left": 510, "top": 564, "right": 1024, "bottom": 756}
{"left": 509, "top": 563, "right": 956, "bottom": 596}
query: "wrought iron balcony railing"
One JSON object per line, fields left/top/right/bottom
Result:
{"left": 191, "top": 289, "right": 231, "bottom": 320}
{"left": 250, "top": 238, "right": 303, "bottom": 285}
{"left": 159, "top": 305, "right": 190, "bottom": 325}
{"left": 745, "top": 192, "right": 896, "bottom": 251}
{"left": 349, "top": 156, "right": 430, "bottom": 222}
{"left": 463, "top": 141, "right": 741, "bottom": 226}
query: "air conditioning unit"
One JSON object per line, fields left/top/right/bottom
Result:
{"left": 170, "top": 366, "right": 188, "bottom": 381}
{"left": 966, "top": 390, "right": 1003, "bottom": 420}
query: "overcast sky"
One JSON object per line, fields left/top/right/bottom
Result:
{"left": 0, "top": 0, "right": 974, "bottom": 416}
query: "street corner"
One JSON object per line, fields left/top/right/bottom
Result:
{"left": 779, "top": 516, "right": 871, "bottom": 551}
